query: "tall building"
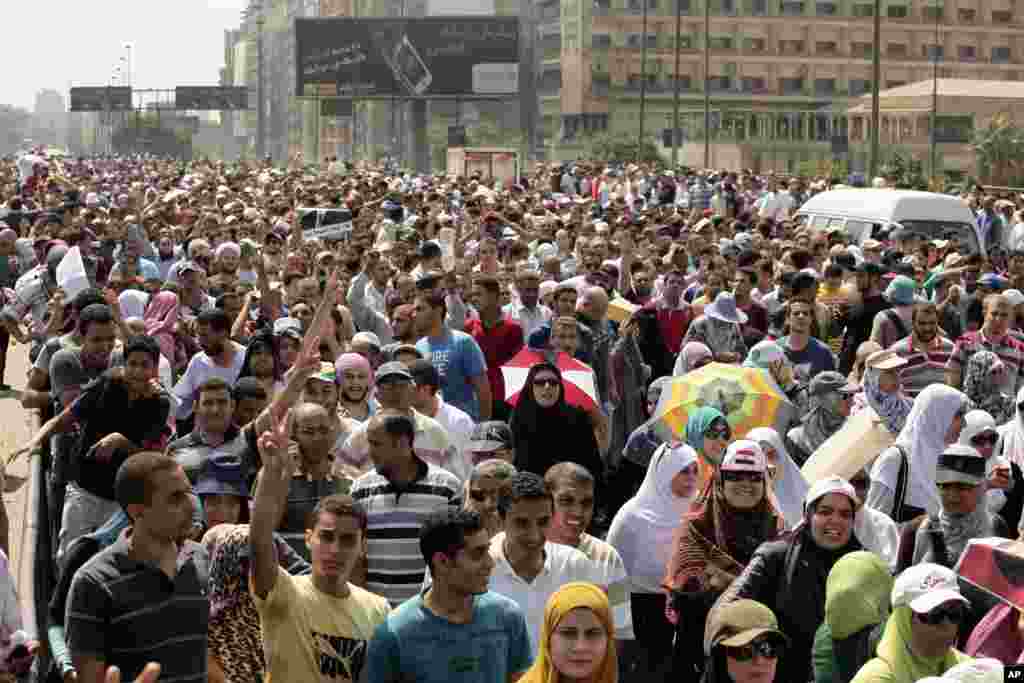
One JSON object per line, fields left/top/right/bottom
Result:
{"left": 33, "top": 89, "right": 67, "bottom": 148}
{"left": 550, "top": 0, "right": 1024, "bottom": 170}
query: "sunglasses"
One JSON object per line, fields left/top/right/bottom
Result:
{"left": 915, "top": 603, "right": 966, "bottom": 626}
{"left": 971, "top": 433, "right": 998, "bottom": 446}
{"left": 726, "top": 638, "right": 783, "bottom": 662}
{"left": 533, "top": 378, "right": 560, "bottom": 388}
{"left": 705, "top": 426, "right": 731, "bottom": 440}
{"left": 722, "top": 471, "right": 763, "bottom": 484}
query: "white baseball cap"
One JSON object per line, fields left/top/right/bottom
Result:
{"left": 720, "top": 440, "right": 766, "bottom": 473}
{"left": 941, "top": 658, "right": 1003, "bottom": 683}
{"left": 891, "top": 563, "right": 969, "bottom": 613}
{"left": 1003, "top": 289, "right": 1024, "bottom": 308}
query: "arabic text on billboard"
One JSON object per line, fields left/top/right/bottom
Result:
{"left": 296, "top": 17, "right": 519, "bottom": 99}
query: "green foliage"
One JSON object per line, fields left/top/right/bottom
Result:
{"left": 579, "top": 131, "right": 666, "bottom": 164}
{"left": 972, "top": 114, "right": 1024, "bottom": 185}
{"left": 880, "top": 153, "right": 928, "bottom": 190}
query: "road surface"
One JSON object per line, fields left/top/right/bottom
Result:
{"left": 0, "top": 344, "right": 42, "bottom": 638}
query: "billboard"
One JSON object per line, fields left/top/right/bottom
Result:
{"left": 70, "top": 87, "right": 133, "bottom": 112}
{"left": 296, "top": 17, "right": 519, "bottom": 99}
{"left": 175, "top": 86, "right": 250, "bottom": 110}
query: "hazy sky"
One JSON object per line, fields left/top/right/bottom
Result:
{"left": 4, "top": 0, "right": 248, "bottom": 111}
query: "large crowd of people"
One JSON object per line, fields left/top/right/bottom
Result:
{"left": 0, "top": 151, "right": 1019, "bottom": 683}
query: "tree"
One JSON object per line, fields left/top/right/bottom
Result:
{"left": 972, "top": 113, "right": 1024, "bottom": 185}
{"left": 579, "top": 131, "right": 666, "bottom": 165}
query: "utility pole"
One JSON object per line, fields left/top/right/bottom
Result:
{"left": 703, "top": 0, "right": 710, "bottom": 169}
{"left": 929, "top": 1, "right": 940, "bottom": 183}
{"left": 671, "top": 0, "right": 682, "bottom": 166}
{"left": 637, "top": 0, "right": 649, "bottom": 162}
{"left": 868, "top": 0, "right": 880, "bottom": 180}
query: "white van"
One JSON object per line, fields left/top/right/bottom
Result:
{"left": 794, "top": 189, "right": 981, "bottom": 254}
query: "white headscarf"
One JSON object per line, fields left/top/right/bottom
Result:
{"left": 997, "top": 386, "right": 1024, "bottom": 468}
{"left": 118, "top": 289, "right": 149, "bottom": 320}
{"left": 608, "top": 441, "right": 698, "bottom": 593}
{"left": 893, "top": 384, "right": 968, "bottom": 515}
{"left": 746, "top": 427, "right": 809, "bottom": 529}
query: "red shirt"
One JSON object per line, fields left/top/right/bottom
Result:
{"left": 465, "top": 316, "right": 524, "bottom": 404}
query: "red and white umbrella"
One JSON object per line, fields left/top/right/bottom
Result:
{"left": 501, "top": 348, "right": 599, "bottom": 412}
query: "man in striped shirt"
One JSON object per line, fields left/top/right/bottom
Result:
{"left": 887, "top": 302, "right": 955, "bottom": 397}
{"left": 947, "top": 294, "right": 1024, "bottom": 395}
{"left": 352, "top": 412, "right": 460, "bottom": 606}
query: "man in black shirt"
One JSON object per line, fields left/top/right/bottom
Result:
{"left": 838, "top": 262, "right": 889, "bottom": 375}
{"left": 14, "top": 335, "right": 171, "bottom": 562}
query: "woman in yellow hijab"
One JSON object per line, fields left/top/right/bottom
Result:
{"left": 521, "top": 582, "right": 618, "bottom": 683}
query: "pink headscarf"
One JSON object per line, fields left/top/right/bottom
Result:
{"left": 335, "top": 352, "right": 373, "bottom": 387}
{"left": 144, "top": 291, "right": 180, "bottom": 363}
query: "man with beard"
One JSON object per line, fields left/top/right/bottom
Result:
{"left": 336, "top": 352, "right": 374, "bottom": 422}
{"left": 366, "top": 506, "right": 532, "bottom": 683}
{"left": 154, "top": 232, "right": 178, "bottom": 280}
{"left": 49, "top": 304, "right": 118, "bottom": 411}
{"left": 838, "top": 262, "right": 889, "bottom": 375}
{"left": 888, "top": 302, "right": 955, "bottom": 397}
{"left": 645, "top": 270, "right": 692, "bottom": 358}
{"left": 173, "top": 308, "right": 246, "bottom": 422}
{"left": 947, "top": 294, "right": 1024, "bottom": 394}
{"left": 467, "top": 275, "right": 523, "bottom": 422}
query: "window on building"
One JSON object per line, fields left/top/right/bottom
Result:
{"left": 851, "top": 41, "right": 873, "bottom": 58}
{"left": 922, "top": 6, "right": 942, "bottom": 20}
{"left": 592, "top": 34, "right": 612, "bottom": 48}
{"left": 852, "top": 2, "right": 873, "bottom": 16}
{"left": 741, "top": 76, "right": 767, "bottom": 92}
{"left": 849, "top": 78, "right": 872, "bottom": 95}
{"left": 886, "top": 42, "right": 908, "bottom": 57}
{"left": 708, "top": 76, "right": 733, "bottom": 92}
{"left": 583, "top": 114, "right": 609, "bottom": 131}
{"left": 710, "top": 0, "right": 736, "bottom": 13}
{"left": 992, "top": 10, "right": 1012, "bottom": 23}
{"left": 780, "top": 1, "right": 804, "bottom": 15}
{"left": 743, "top": 37, "right": 766, "bottom": 51}
{"left": 670, "top": 74, "right": 693, "bottom": 91}
{"left": 779, "top": 39, "right": 805, "bottom": 54}
{"left": 885, "top": 79, "right": 906, "bottom": 88}
{"left": 957, "top": 7, "right": 976, "bottom": 22}
{"left": 814, "top": 78, "right": 836, "bottom": 95}
{"left": 675, "top": 0, "right": 691, "bottom": 13}
{"left": 592, "top": 74, "right": 611, "bottom": 95}
{"left": 539, "top": 69, "right": 561, "bottom": 95}
{"left": 627, "top": 33, "right": 643, "bottom": 48}
{"left": 746, "top": 0, "right": 768, "bottom": 14}
{"left": 593, "top": 0, "right": 611, "bottom": 14}
{"left": 539, "top": 1, "right": 560, "bottom": 19}
{"left": 992, "top": 46, "right": 1011, "bottom": 63}
{"left": 780, "top": 77, "right": 805, "bottom": 94}
{"left": 816, "top": 2, "right": 837, "bottom": 15}
{"left": 922, "top": 44, "right": 943, "bottom": 59}
{"left": 627, "top": 0, "right": 658, "bottom": 12}
{"left": 626, "top": 74, "right": 644, "bottom": 91}
{"left": 676, "top": 34, "right": 694, "bottom": 49}
{"left": 646, "top": 73, "right": 663, "bottom": 90}
{"left": 958, "top": 44, "right": 976, "bottom": 60}
{"left": 709, "top": 36, "right": 734, "bottom": 49}
{"left": 886, "top": 4, "right": 908, "bottom": 18}
{"left": 645, "top": 33, "right": 658, "bottom": 47}
{"left": 816, "top": 41, "right": 838, "bottom": 55}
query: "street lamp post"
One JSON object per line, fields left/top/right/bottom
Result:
{"left": 929, "top": 2, "right": 940, "bottom": 183}
{"left": 703, "top": 0, "right": 710, "bottom": 169}
{"left": 868, "top": 0, "right": 881, "bottom": 180}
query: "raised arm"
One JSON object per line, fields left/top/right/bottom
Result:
{"left": 250, "top": 409, "right": 293, "bottom": 599}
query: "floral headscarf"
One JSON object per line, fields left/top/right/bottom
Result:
{"left": 964, "top": 351, "right": 1014, "bottom": 424}
{"left": 863, "top": 366, "right": 913, "bottom": 435}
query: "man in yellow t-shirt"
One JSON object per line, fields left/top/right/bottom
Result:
{"left": 250, "top": 410, "right": 390, "bottom": 683}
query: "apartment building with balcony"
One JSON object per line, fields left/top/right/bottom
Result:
{"left": 548, "top": 0, "right": 1024, "bottom": 169}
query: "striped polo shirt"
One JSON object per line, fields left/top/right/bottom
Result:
{"left": 351, "top": 460, "right": 460, "bottom": 606}
{"left": 339, "top": 409, "right": 461, "bottom": 481}
{"left": 947, "top": 330, "right": 1024, "bottom": 395}
{"left": 888, "top": 335, "right": 956, "bottom": 397}
{"left": 65, "top": 536, "right": 210, "bottom": 683}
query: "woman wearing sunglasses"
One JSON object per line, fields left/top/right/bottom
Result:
{"left": 957, "top": 410, "right": 1015, "bottom": 518}
{"left": 685, "top": 406, "right": 732, "bottom": 491}
{"left": 896, "top": 444, "right": 1011, "bottom": 574}
{"left": 850, "top": 564, "right": 973, "bottom": 683}
{"left": 510, "top": 361, "right": 604, "bottom": 486}
{"left": 665, "top": 441, "right": 783, "bottom": 679}
{"left": 702, "top": 599, "right": 789, "bottom": 683}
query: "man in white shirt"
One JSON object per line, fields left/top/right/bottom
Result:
{"left": 407, "top": 359, "right": 474, "bottom": 481}
{"left": 172, "top": 308, "right": 246, "bottom": 420}
{"left": 487, "top": 472, "right": 602, "bottom": 656}
{"left": 503, "top": 269, "right": 552, "bottom": 343}
{"left": 756, "top": 177, "right": 795, "bottom": 223}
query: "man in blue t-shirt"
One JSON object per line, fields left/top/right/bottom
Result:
{"left": 366, "top": 506, "right": 532, "bottom": 683}
{"left": 414, "top": 290, "right": 492, "bottom": 420}
{"left": 779, "top": 299, "right": 836, "bottom": 383}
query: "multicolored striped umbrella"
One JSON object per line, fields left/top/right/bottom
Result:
{"left": 650, "top": 362, "right": 796, "bottom": 443}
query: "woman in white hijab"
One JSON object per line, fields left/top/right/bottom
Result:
{"left": 960, "top": 409, "right": 1013, "bottom": 516}
{"left": 746, "top": 426, "right": 809, "bottom": 529}
{"left": 997, "top": 386, "right": 1024, "bottom": 469}
{"left": 607, "top": 441, "right": 700, "bottom": 669}
{"left": 866, "top": 384, "right": 968, "bottom": 522}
